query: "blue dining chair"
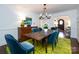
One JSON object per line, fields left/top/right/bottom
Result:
{"left": 38, "top": 28, "right": 42, "bottom": 31}
{"left": 5, "top": 34, "right": 34, "bottom": 54}
{"left": 32, "top": 28, "right": 38, "bottom": 32}
{"left": 32, "top": 28, "right": 41, "bottom": 32}
{"left": 48, "top": 31, "right": 58, "bottom": 50}
{"left": 56, "top": 30, "right": 59, "bottom": 43}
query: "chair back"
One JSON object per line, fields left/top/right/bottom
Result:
{"left": 55, "top": 29, "right": 59, "bottom": 39}
{"left": 48, "top": 31, "right": 58, "bottom": 44}
{"left": 5, "top": 34, "right": 26, "bottom": 54}
{"left": 32, "top": 28, "right": 41, "bottom": 32}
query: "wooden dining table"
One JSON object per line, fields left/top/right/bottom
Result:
{"left": 24, "top": 29, "right": 53, "bottom": 53}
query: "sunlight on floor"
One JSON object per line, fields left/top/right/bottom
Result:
{"left": 59, "top": 32, "right": 64, "bottom": 38}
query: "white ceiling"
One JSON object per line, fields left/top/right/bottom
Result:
{"left": 7, "top": 4, "right": 79, "bottom": 14}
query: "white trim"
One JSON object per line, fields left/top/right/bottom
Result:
{"left": 0, "top": 27, "right": 17, "bottom": 31}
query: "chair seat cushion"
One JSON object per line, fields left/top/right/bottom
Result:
{"left": 20, "top": 41, "right": 34, "bottom": 53}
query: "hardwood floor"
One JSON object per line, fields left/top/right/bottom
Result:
{"left": 0, "top": 45, "right": 7, "bottom": 54}
{"left": 71, "top": 38, "right": 79, "bottom": 54}
{"left": 0, "top": 38, "right": 79, "bottom": 54}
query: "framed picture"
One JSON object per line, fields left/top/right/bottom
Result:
{"left": 24, "top": 17, "right": 32, "bottom": 25}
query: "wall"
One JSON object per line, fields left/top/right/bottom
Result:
{"left": 0, "top": 5, "right": 38, "bottom": 46}
{"left": 54, "top": 16, "right": 71, "bottom": 29}
{"left": 0, "top": 5, "right": 18, "bottom": 46}
{"left": 76, "top": 8, "right": 79, "bottom": 42}
{"left": 51, "top": 9, "right": 77, "bottom": 39}
{"left": 0, "top": 28, "right": 18, "bottom": 46}
{"left": 77, "top": 19, "right": 79, "bottom": 42}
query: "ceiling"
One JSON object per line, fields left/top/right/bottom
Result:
{"left": 7, "top": 4, "right": 79, "bottom": 14}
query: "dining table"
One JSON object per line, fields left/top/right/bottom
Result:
{"left": 24, "top": 29, "right": 53, "bottom": 53}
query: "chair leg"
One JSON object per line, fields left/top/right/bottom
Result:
{"left": 45, "top": 39, "right": 48, "bottom": 53}
{"left": 32, "top": 40, "right": 35, "bottom": 54}
{"left": 54, "top": 39, "right": 57, "bottom": 47}
{"left": 33, "top": 50, "right": 35, "bottom": 54}
{"left": 56, "top": 38, "right": 58, "bottom": 45}
{"left": 52, "top": 44, "right": 54, "bottom": 50}
{"left": 41, "top": 39, "right": 45, "bottom": 47}
{"left": 55, "top": 41, "right": 57, "bottom": 46}
{"left": 56, "top": 38, "right": 58, "bottom": 43}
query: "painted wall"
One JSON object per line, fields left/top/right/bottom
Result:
{"left": 51, "top": 9, "right": 77, "bottom": 38}
{"left": 0, "top": 28, "right": 18, "bottom": 46}
{"left": 77, "top": 19, "right": 79, "bottom": 42}
{"left": 76, "top": 8, "right": 79, "bottom": 42}
{"left": 50, "top": 16, "right": 71, "bottom": 32}
{"left": 0, "top": 5, "right": 38, "bottom": 46}
{"left": 0, "top": 5, "right": 18, "bottom": 46}
{"left": 54, "top": 16, "right": 71, "bottom": 29}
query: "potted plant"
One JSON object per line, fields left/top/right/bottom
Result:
{"left": 43, "top": 24, "right": 48, "bottom": 32}
{"left": 43, "top": 24, "right": 48, "bottom": 29}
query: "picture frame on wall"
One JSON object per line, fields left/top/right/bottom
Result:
{"left": 24, "top": 17, "right": 32, "bottom": 26}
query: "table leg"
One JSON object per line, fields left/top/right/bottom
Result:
{"left": 45, "top": 38, "right": 48, "bottom": 53}
{"left": 41, "top": 39, "right": 45, "bottom": 47}
{"left": 32, "top": 39, "right": 35, "bottom": 54}
{"left": 52, "top": 44, "right": 54, "bottom": 50}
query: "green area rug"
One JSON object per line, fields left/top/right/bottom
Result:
{"left": 6, "top": 38, "right": 72, "bottom": 54}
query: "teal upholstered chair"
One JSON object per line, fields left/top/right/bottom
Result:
{"left": 32, "top": 28, "right": 42, "bottom": 32}
{"left": 56, "top": 30, "right": 59, "bottom": 43}
{"left": 48, "top": 31, "right": 59, "bottom": 50}
{"left": 5, "top": 34, "right": 34, "bottom": 54}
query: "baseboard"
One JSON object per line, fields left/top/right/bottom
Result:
{"left": 71, "top": 37, "right": 77, "bottom": 40}
{"left": 71, "top": 37, "right": 79, "bottom": 44}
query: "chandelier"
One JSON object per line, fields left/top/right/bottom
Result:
{"left": 39, "top": 4, "right": 51, "bottom": 19}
